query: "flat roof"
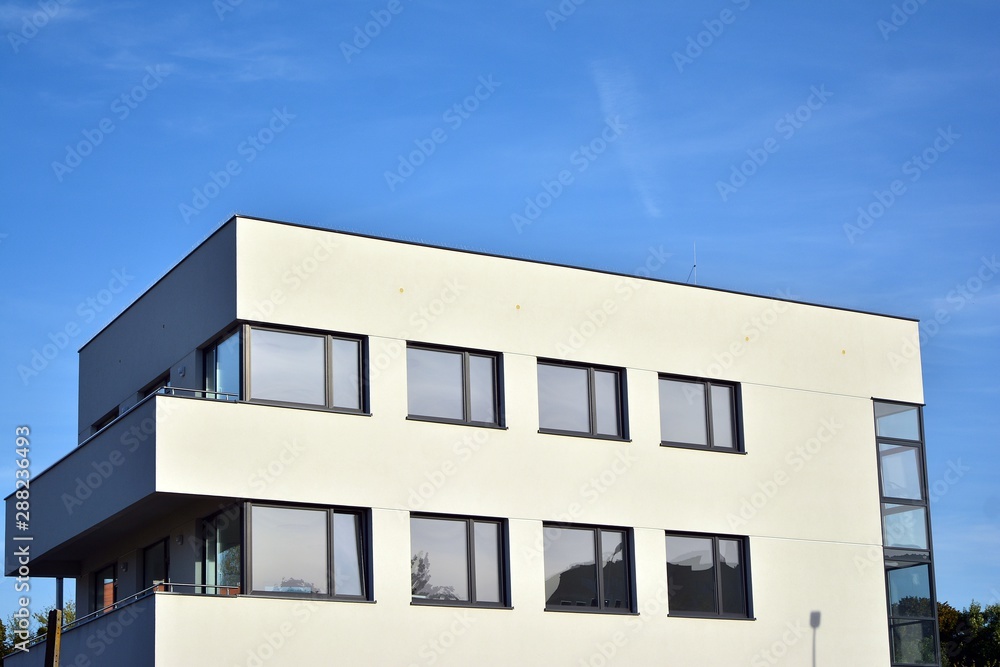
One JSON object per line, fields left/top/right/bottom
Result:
{"left": 79, "top": 213, "right": 918, "bottom": 352}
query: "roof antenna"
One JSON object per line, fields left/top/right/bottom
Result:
{"left": 685, "top": 242, "right": 697, "bottom": 285}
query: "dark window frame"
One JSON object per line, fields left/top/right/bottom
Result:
{"left": 93, "top": 563, "right": 117, "bottom": 614}
{"left": 536, "top": 360, "right": 629, "bottom": 440}
{"left": 542, "top": 522, "right": 636, "bottom": 614}
{"left": 658, "top": 374, "right": 743, "bottom": 453}
{"left": 873, "top": 399, "right": 940, "bottom": 667}
{"left": 244, "top": 501, "right": 372, "bottom": 602}
{"left": 201, "top": 504, "right": 244, "bottom": 596}
{"left": 405, "top": 343, "right": 505, "bottom": 428}
{"left": 664, "top": 531, "right": 754, "bottom": 620}
{"left": 409, "top": 513, "right": 511, "bottom": 608}
{"left": 141, "top": 537, "right": 170, "bottom": 590}
{"left": 202, "top": 324, "right": 369, "bottom": 413}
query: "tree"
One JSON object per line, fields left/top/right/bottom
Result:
{"left": 940, "top": 600, "right": 1000, "bottom": 667}
{"left": 1, "top": 602, "right": 77, "bottom": 657}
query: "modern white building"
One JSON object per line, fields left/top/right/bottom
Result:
{"left": 5, "top": 216, "right": 940, "bottom": 665}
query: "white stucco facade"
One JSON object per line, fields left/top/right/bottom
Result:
{"left": 5, "top": 216, "right": 935, "bottom": 666}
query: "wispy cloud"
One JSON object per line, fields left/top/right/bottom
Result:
{"left": 590, "top": 62, "right": 664, "bottom": 219}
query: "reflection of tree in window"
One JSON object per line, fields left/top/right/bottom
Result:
{"left": 411, "top": 551, "right": 458, "bottom": 600}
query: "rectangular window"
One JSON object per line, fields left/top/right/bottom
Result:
{"left": 94, "top": 564, "right": 116, "bottom": 613}
{"left": 245, "top": 327, "right": 364, "bottom": 411}
{"left": 410, "top": 514, "right": 508, "bottom": 607}
{"left": 665, "top": 533, "right": 751, "bottom": 618}
{"left": 142, "top": 539, "right": 169, "bottom": 590}
{"left": 204, "top": 506, "right": 242, "bottom": 595}
{"left": 537, "top": 362, "right": 625, "bottom": 438}
{"left": 205, "top": 329, "right": 241, "bottom": 401}
{"left": 874, "top": 400, "right": 939, "bottom": 666}
{"left": 543, "top": 524, "right": 633, "bottom": 612}
{"left": 248, "top": 504, "right": 368, "bottom": 599}
{"left": 659, "top": 376, "right": 740, "bottom": 451}
{"left": 407, "top": 346, "right": 501, "bottom": 426}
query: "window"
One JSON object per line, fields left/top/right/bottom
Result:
{"left": 407, "top": 346, "right": 501, "bottom": 426}
{"left": 659, "top": 376, "right": 740, "bottom": 451}
{"left": 248, "top": 504, "right": 367, "bottom": 599}
{"left": 537, "top": 362, "right": 625, "bottom": 438}
{"left": 94, "top": 564, "right": 116, "bottom": 613}
{"left": 542, "top": 524, "right": 632, "bottom": 612}
{"left": 248, "top": 328, "right": 363, "bottom": 410}
{"left": 92, "top": 407, "right": 119, "bottom": 435}
{"left": 204, "top": 506, "right": 242, "bottom": 595}
{"left": 874, "top": 400, "right": 939, "bottom": 665}
{"left": 205, "top": 329, "right": 241, "bottom": 401}
{"left": 410, "top": 515, "right": 508, "bottom": 606}
{"left": 665, "top": 533, "right": 751, "bottom": 618}
{"left": 142, "top": 539, "right": 169, "bottom": 590}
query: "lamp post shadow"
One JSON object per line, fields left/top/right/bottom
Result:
{"left": 810, "top": 610, "right": 822, "bottom": 667}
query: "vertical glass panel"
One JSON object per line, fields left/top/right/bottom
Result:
{"left": 410, "top": 517, "right": 469, "bottom": 601}
{"left": 250, "top": 330, "right": 326, "bottom": 405}
{"left": 473, "top": 522, "right": 501, "bottom": 603}
{"left": 875, "top": 402, "right": 921, "bottom": 441}
{"left": 469, "top": 354, "right": 497, "bottom": 424}
{"left": 879, "top": 444, "right": 924, "bottom": 500}
{"left": 333, "top": 512, "right": 364, "bottom": 596}
{"left": 538, "top": 364, "right": 590, "bottom": 433}
{"left": 95, "top": 565, "right": 116, "bottom": 612}
{"left": 143, "top": 540, "right": 168, "bottom": 589}
{"left": 251, "top": 506, "right": 328, "bottom": 594}
{"left": 594, "top": 370, "right": 621, "bottom": 437}
{"left": 665, "top": 535, "right": 717, "bottom": 613}
{"left": 206, "top": 507, "right": 242, "bottom": 593}
{"left": 718, "top": 539, "right": 746, "bottom": 616}
{"left": 890, "top": 619, "right": 937, "bottom": 665}
{"left": 331, "top": 338, "right": 362, "bottom": 410}
{"left": 210, "top": 331, "right": 241, "bottom": 400}
{"left": 544, "top": 527, "right": 597, "bottom": 607}
{"left": 710, "top": 385, "right": 735, "bottom": 448}
{"left": 600, "top": 530, "right": 630, "bottom": 610}
{"left": 887, "top": 563, "right": 933, "bottom": 618}
{"left": 882, "top": 504, "right": 929, "bottom": 550}
{"left": 659, "top": 379, "right": 708, "bottom": 445}
{"left": 407, "top": 348, "right": 464, "bottom": 420}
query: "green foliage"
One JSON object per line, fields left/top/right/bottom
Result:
{"left": 940, "top": 600, "right": 1000, "bottom": 667}
{"left": 1, "top": 602, "right": 77, "bottom": 657}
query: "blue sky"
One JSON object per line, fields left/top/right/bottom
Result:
{"left": 1, "top": 0, "right": 998, "bottom": 621}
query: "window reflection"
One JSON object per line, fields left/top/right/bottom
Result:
{"left": 882, "top": 504, "right": 929, "bottom": 550}
{"left": 331, "top": 338, "right": 362, "bottom": 410}
{"left": 875, "top": 403, "right": 921, "bottom": 441}
{"left": 710, "top": 385, "right": 735, "bottom": 448}
{"left": 544, "top": 527, "right": 597, "bottom": 607}
{"left": 333, "top": 512, "right": 364, "bottom": 596}
{"left": 410, "top": 517, "right": 469, "bottom": 601}
{"left": 659, "top": 379, "right": 708, "bottom": 445}
{"left": 407, "top": 348, "right": 464, "bottom": 420}
{"left": 250, "top": 330, "right": 326, "bottom": 405}
{"left": 887, "top": 563, "right": 933, "bottom": 618}
{"left": 666, "top": 535, "right": 716, "bottom": 613}
{"left": 879, "top": 444, "right": 924, "bottom": 500}
{"left": 251, "top": 506, "right": 328, "bottom": 594}
{"left": 469, "top": 355, "right": 496, "bottom": 424}
{"left": 205, "top": 507, "right": 242, "bottom": 594}
{"left": 474, "top": 522, "right": 501, "bottom": 603}
{"left": 206, "top": 330, "right": 240, "bottom": 400}
{"left": 538, "top": 364, "right": 591, "bottom": 433}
